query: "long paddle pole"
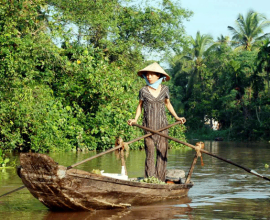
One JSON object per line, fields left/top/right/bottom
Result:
{"left": 0, "top": 121, "right": 183, "bottom": 198}
{"left": 67, "top": 120, "right": 182, "bottom": 169}
{"left": 0, "top": 185, "right": 25, "bottom": 198}
{"left": 133, "top": 123, "right": 270, "bottom": 182}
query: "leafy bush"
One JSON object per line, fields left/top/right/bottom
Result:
{"left": 0, "top": 85, "right": 86, "bottom": 152}
{"left": 0, "top": 149, "right": 11, "bottom": 167}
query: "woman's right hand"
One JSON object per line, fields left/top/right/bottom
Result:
{"left": 127, "top": 119, "right": 137, "bottom": 126}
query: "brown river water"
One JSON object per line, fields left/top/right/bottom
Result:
{"left": 0, "top": 141, "right": 270, "bottom": 219}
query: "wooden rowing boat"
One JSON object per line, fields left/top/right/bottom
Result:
{"left": 17, "top": 153, "right": 193, "bottom": 211}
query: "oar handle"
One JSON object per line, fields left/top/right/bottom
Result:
{"left": 132, "top": 123, "right": 270, "bottom": 182}
{"left": 67, "top": 145, "right": 123, "bottom": 169}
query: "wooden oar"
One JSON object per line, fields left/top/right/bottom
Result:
{"left": 67, "top": 120, "right": 183, "bottom": 169}
{"left": 0, "top": 121, "right": 183, "bottom": 198}
{"left": 0, "top": 185, "right": 25, "bottom": 198}
{"left": 133, "top": 123, "right": 270, "bottom": 182}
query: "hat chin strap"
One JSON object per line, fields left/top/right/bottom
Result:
{"left": 143, "top": 75, "right": 165, "bottom": 89}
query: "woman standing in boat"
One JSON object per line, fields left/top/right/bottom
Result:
{"left": 127, "top": 62, "right": 186, "bottom": 181}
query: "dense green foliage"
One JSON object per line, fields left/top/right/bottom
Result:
{"left": 2, "top": 1, "right": 270, "bottom": 152}
{"left": 169, "top": 10, "right": 270, "bottom": 141}
{"left": 0, "top": 149, "right": 9, "bottom": 167}
{"left": 0, "top": 0, "right": 190, "bottom": 152}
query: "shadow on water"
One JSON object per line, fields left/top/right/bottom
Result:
{"left": 1, "top": 141, "right": 270, "bottom": 219}
{"left": 43, "top": 197, "right": 193, "bottom": 220}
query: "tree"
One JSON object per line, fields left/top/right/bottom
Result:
{"left": 256, "top": 39, "right": 270, "bottom": 95}
{"left": 46, "top": 0, "right": 192, "bottom": 68}
{"left": 184, "top": 31, "right": 213, "bottom": 99}
{"left": 228, "top": 10, "right": 270, "bottom": 51}
{"left": 167, "top": 32, "right": 214, "bottom": 130}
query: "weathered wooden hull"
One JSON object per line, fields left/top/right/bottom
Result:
{"left": 18, "top": 153, "right": 193, "bottom": 211}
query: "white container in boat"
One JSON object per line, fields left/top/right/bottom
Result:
{"left": 100, "top": 167, "right": 128, "bottom": 180}
{"left": 121, "top": 166, "right": 125, "bottom": 175}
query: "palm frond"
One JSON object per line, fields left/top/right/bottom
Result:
{"left": 233, "top": 45, "right": 246, "bottom": 52}
{"left": 255, "top": 33, "right": 270, "bottom": 41}
{"left": 228, "top": 10, "right": 270, "bottom": 51}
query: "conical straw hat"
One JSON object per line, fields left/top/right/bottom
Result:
{"left": 137, "top": 62, "right": 171, "bottom": 81}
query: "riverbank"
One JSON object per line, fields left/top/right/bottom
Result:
{"left": 186, "top": 128, "right": 229, "bottom": 141}
{"left": 185, "top": 127, "right": 270, "bottom": 142}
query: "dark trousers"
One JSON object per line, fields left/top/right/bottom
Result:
{"left": 144, "top": 132, "right": 168, "bottom": 181}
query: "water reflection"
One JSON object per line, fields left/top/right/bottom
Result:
{"left": 43, "top": 197, "right": 192, "bottom": 220}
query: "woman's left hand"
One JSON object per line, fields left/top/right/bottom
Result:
{"left": 175, "top": 117, "right": 186, "bottom": 124}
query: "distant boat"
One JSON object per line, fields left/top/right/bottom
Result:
{"left": 17, "top": 153, "right": 193, "bottom": 211}
{"left": 214, "top": 137, "right": 223, "bottom": 141}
